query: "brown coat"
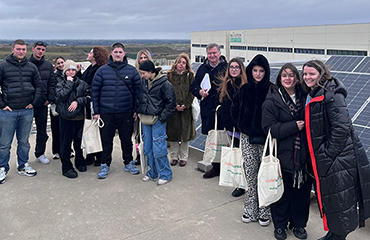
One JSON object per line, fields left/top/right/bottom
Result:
{"left": 166, "top": 71, "right": 196, "bottom": 142}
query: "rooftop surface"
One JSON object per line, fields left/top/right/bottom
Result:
{"left": 2, "top": 133, "right": 370, "bottom": 239}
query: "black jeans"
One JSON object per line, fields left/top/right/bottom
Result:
{"left": 100, "top": 112, "right": 134, "bottom": 166}
{"left": 271, "top": 171, "right": 313, "bottom": 230}
{"left": 34, "top": 105, "right": 49, "bottom": 157}
{"left": 59, "top": 117, "right": 85, "bottom": 173}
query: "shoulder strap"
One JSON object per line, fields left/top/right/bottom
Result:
{"left": 112, "top": 67, "right": 133, "bottom": 96}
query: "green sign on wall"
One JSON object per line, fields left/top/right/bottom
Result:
{"left": 231, "top": 38, "right": 242, "bottom": 42}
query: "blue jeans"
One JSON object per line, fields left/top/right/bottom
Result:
{"left": 142, "top": 121, "right": 172, "bottom": 180}
{"left": 0, "top": 108, "right": 34, "bottom": 172}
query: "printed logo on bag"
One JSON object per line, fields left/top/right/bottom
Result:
{"left": 210, "top": 143, "right": 230, "bottom": 147}
{"left": 266, "top": 175, "right": 283, "bottom": 183}
{"left": 226, "top": 169, "right": 243, "bottom": 175}
{"left": 224, "top": 162, "right": 242, "bottom": 168}
{"left": 269, "top": 182, "right": 283, "bottom": 190}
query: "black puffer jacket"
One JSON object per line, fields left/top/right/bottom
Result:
{"left": 92, "top": 56, "right": 140, "bottom": 115}
{"left": 55, "top": 68, "right": 63, "bottom": 84}
{"left": 0, "top": 54, "right": 45, "bottom": 109}
{"left": 262, "top": 85, "right": 309, "bottom": 173}
{"left": 190, "top": 56, "right": 227, "bottom": 134}
{"left": 55, "top": 76, "right": 90, "bottom": 121}
{"left": 230, "top": 54, "right": 272, "bottom": 144}
{"left": 137, "top": 69, "right": 176, "bottom": 123}
{"left": 306, "top": 78, "right": 370, "bottom": 236}
{"left": 29, "top": 55, "right": 55, "bottom": 103}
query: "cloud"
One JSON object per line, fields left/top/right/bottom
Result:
{"left": 0, "top": 0, "right": 369, "bottom": 39}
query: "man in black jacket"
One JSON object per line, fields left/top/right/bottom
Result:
{"left": 92, "top": 42, "right": 141, "bottom": 179}
{"left": 0, "top": 39, "right": 45, "bottom": 184}
{"left": 190, "top": 43, "right": 227, "bottom": 179}
{"left": 29, "top": 41, "right": 55, "bottom": 165}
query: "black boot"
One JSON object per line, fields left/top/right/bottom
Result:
{"left": 318, "top": 232, "right": 332, "bottom": 240}
{"left": 231, "top": 188, "right": 245, "bottom": 197}
{"left": 203, "top": 168, "right": 220, "bottom": 179}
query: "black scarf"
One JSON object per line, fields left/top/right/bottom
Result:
{"left": 279, "top": 86, "right": 306, "bottom": 188}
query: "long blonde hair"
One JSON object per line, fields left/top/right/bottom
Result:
{"left": 168, "top": 53, "right": 194, "bottom": 75}
{"left": 135, "top": 49, "right": 152, "bottom": 72}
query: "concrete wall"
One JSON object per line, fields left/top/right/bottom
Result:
{"left": 191, "top": 23, "right": 370, "bottom": 63}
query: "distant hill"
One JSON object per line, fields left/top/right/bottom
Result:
{"left": 0, "top": 40, "right": 190, "bottom": 64}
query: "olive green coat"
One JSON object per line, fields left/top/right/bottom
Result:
{"left": 166, "top": 70, "right": 196, "bottom": 142}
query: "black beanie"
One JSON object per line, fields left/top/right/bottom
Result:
{"left": 139, "top": 60, "right": 157, "bottom": 73}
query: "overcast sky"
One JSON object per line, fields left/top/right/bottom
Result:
{"left": 1, "top": 0, "right": 369, "bottom": 40}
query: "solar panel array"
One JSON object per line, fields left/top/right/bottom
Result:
{"left": 325, "top": 56, "right": 364, "bottom": 72}
{"left": 325, "top": 55, "right": 370, "bottom": 74}
{"left": 189, "top": 57, "right": 370, "bottom": 158}
{"left": 354, "top": 57, "right": 370, "bottom": 73}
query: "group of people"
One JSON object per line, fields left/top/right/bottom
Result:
{"left": 193, "top": 43, "right": 370, "bottom": 240}
{"left": 0, "top": 39, "right": 190, "bottom": 186}
{"left": 1, "top": 39, "right": 370, "bottom": 240}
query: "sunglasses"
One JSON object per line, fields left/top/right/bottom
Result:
{"left": 34, "top": 41, "right": 48, "bottom": 47}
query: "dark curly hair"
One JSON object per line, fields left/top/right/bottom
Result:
{"left": 93, "top": 46, "right": 109, "bottom": 66}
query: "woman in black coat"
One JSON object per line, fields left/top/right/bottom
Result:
{"left": 218, "top": 58, "right": 247, "bottom": 197}
{"left": 77, "top": 46, "right": 109, "bottom": 166}
{"left": 230, "top": 54, "right": 272, "bottom": 227}
{"left": 55, "top": 60, "right": 90, "bottom": 178}
{"left": 303, "top": 60, "right": 370, "bottom": 240}
{"left": 262, "top": 63, "right": 313, "bottom": 240}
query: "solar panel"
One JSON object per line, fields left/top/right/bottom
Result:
{"left": 328, "top": 56, "right": 370, "bottom": 158}
{"left": 326, "top": 56, "right": 364, "bottom": 72}
{"left": 270, "top": 68, "right": 279, "bottom": 83}
{"left": 354, "top": 125, "right": 370, "bottom": 159}
{"left": 189, "top": 117, "right": 206, "bottom": 151}
{"left": 325, "top": 56, "right": 342, "bottom": 70}
{"left": 332, "top": 73, "right": 370, "bottom": 117}
{"left": 354, "top": 57, "right": 370, "bottom": 73}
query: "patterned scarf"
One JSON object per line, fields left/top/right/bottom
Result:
{"left": 279, "top": 86, "right": 306, "bottom": 188}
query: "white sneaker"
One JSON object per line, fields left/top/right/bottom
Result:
{"left": 242, "top": 214, "right": 252, "bottom": 223}
{"left": 18, "top": 163, "right": 37, "bottom": 177}
{"left": 52, "top": 153, "right": 60, "bottom": 160}
{"left": 0, "top": 167, "right": 7, "bottom": 184}
{"left": 157, "top": 179, "right": 171, "bottom": 185}
{"left": 142, "top": 176, "right": 151, "bottom": 182}
{"left": 36, "top": 154, "right": 50, "bottom": 164}
{"left": 259, "top": 218, "right": 271, "bottom": 227}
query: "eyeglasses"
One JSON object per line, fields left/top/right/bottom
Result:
{"left": 230, "top": 66, "right": 241, "bottom": 70}
{"left": 34, "top": 41, "right": 48, "bottom": 47}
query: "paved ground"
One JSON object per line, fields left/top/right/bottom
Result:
{"left": 1, "top": 133, "right": 370, "bottom": 240}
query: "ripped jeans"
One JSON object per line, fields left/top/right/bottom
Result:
{"left": 142, "top": 121, "right": 172, "bottom": 180}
